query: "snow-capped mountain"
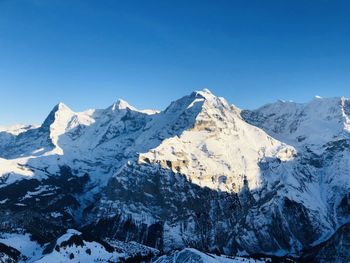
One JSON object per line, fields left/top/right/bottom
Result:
{"left": 0, "top": 89, "right": 349, "bottom": 262}
{"left": 241, "top": 96, "right": 350, "bottom": 151}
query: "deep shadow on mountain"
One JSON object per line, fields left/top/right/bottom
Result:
{"left": 300, "top": 222, "right": 350, "bottom": 263}
{"left": 82, "top": 156, "right": 348, "bottom": 260}
{"left": 0, "top": 156, "right": 348, "bottom": 262}
{"left": 0, "top": 127, "right": 54, "bottom": 160}
{"left": 0, "top": 165, "right": 90, "bottom": 245}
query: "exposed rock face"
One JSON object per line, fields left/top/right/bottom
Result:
{"left": 301, "top": 222, "right": 350, "bottom": 263}
{"left": 0, "top": 166, "right": 90, "bottom": 244}
{"left": 0, "top": 90, "right": 349, "bottom": 262}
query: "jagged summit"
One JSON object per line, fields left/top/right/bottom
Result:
{"left": 110, "top": 99, "right": 137, "bottom": 111}
{"left": 176, "top": 88, "right": 232, "bottom": 114}
{"left": 190, "top": 88, "right": 217, "bottom": 101}
{"left": 56, "top": 102, "right": 71, "bottom": 110}
{"left": 44, "top": 102, "right": 73, "bottom": 117}
{"left": 40, "top": 102, "right": 73, "bottom": 131}
{"left": 201, "top": 88, "right": 212, "bottom": 93}
{"left": 193, "top": 88, "right": 213, "bottom": 96}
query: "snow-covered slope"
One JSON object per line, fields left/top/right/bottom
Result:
{"left": 34, "top": 229, "right": 119, "bottom": 263}
{"left": 0, "top": 229, "right": 159, "bottom": 262}
{"left": 0, "top": 231, "right": 43, "bottom": 262}
{"left": 138, "top": 89, "right": 295, "bottom": 192}
{"left": 154, "top": 248, "right": 269, "bottom": 263}
{"left": 242, "top": 96, "right": 350, "bottom": 232}
{"left": 0, "top": 90, "right": 348, "bottom": 262}
{"left": 0, "top": 124, "right": 37, "bottom": 135}
{"left": 0, "top": 90, "right": 295, "bottom": 191}
{"left": 241, "top": 96, "right": 350, "bottom": 151}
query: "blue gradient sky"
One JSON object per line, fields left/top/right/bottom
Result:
{"left": 1, "top": 0, "right": 350, "bottom": 125}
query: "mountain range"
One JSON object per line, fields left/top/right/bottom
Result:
{"left": 0, "top": 89, "right": 349, "bottom": 262}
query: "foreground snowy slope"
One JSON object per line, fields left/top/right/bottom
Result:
{"left": 153, "top": 248, "right": 268, "bottom": 263}
{"left": 0, "top": 90, "right": 349, "bottom": 262}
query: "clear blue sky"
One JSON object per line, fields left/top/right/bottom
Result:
{"left": 1, "top": 0, "right": 349, "bottom": 125}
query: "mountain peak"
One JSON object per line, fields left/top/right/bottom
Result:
{"left": 110, "top": 99, "right": 137, "bottom": 111}
{"left": 57, "top": 102, "right": 69, "bottom": 109}
{"left": 42, "top": 103, "right": 73, "bottom": 127}
{"left": 192, "top": 88, "right": 216, "bottom": 100}
{"left": 50, "top": 102, "right": 73, "bottom": 114}
{"left": 198, "top": 88, "right": 213, "bottom": 94}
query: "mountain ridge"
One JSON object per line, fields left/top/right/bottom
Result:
{"left": 0, "top": 89, "right": 349, "bottom": 262}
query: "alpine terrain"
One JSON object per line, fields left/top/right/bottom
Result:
{"left": 0, "top": 89, "right": 349, "bottom": 262}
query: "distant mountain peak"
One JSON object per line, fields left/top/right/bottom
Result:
{"left": 110, "top": 99, "right": 137, "bottom": 111}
